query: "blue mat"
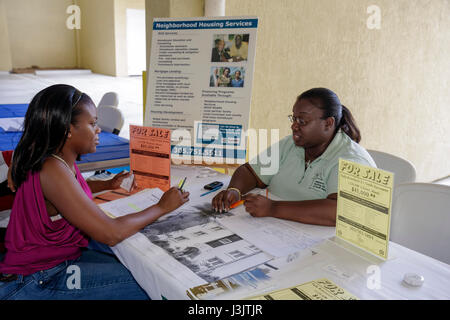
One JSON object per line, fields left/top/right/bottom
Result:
{"left": 0, "top": 104, "right": 28, "bottom": 118}
{"left": 0, "top": 103, "right": 130, "bottom": 164}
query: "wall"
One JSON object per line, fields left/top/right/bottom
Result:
{"left": 78, "top": 0, "right": 116, "bottom": 76}
{"left": 0, "top": 0, "right": 12, "bottom": 71}
{"left": 0, "top": 0, "right": 146, "bottom": 76}
{"left": 79, "top": 0, "right": 146, "bottom": 76}
{"left": 224, "top": 0, "right": 450, "bottom": 182}
{"left": 2, "top": 0, "right": 76, "bottom": 69}
{"left": 114, "top": 0, "right": 145, "bottom": 77}
{"left": 169, "top": 0, "right": 204, "bottom": 17}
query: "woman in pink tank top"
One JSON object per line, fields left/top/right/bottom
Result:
{"left": 0, "top": 84, "right": 189, "bottom": 300}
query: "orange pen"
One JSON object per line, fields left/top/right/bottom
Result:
{"left": 230, "top": 200, "right": 244, "bottom": 209}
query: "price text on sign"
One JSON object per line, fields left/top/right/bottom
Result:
{"left": 336, "top": 159, "right": 394, "bottom": 260}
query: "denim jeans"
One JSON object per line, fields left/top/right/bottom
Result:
{"left": 0, "top": 242, "right": 149, "bottom": 300}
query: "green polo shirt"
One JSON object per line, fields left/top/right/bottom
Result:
{"left": 249, "top": 131, "right": 376, "bottom": 201}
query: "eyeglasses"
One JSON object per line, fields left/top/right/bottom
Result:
{"left": 288, "top": 115, "right": 323, "bottom": 126}
{"left": 288, "top": 115, "right": 308, "bottom": 126}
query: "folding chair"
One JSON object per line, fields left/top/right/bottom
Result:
{"left": 98, "top": 92, "right": 119, "bottom": 108}
{"left": 97, "top": 105, "right": 124, "bottom": 135}
{"left": 390, "top": 183, "right": 450, "bottom": 264}
{"left": 367, "top": 149, "right": 416, "bottom": 185}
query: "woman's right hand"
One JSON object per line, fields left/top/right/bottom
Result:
{"left": 212, "top": 189, "right": 240, "bottom": 213}
{"left": 157, "top": 187, "right": 190, "bottom": 214}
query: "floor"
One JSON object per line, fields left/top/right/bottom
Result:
{"left": 0, "top": 70, "right": 144, "bottom": 140}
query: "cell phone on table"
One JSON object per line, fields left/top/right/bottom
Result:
{"left": 204, "top": 181, "right": 223, "bottom": 190}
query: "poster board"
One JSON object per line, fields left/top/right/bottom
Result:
{"left": 336, "top": 159, "right": 394, "bottom": 260}
{"left": 144, "top": 16, "right": 258, "bottom": 166}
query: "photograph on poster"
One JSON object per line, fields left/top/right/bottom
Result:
{"left": 139, "top": 203, "right": 267, "bottom": 282}
{"left": 211, "top": 34, "right": 249, "bottom": 62}
{"left": 209, "top": 66, "right": 245, "bottom": 88}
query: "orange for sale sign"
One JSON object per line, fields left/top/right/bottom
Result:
{"left": 129, "top": 125, "right": 171, "bottom": 192}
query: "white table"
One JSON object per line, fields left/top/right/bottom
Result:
{"left": 195, "top": 237, "right": 450, "bottom": 300}
{"left": 109, "top": 165, "right": 450, "bottom": 300}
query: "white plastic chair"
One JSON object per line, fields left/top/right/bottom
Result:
{"left": 367, "top": 149, "right": 416, "bottom": 185}
{"left": 97, "top": 105, "right": 124, "bottom": 135}
{"left": 390, "top": 183, "right": 450, "bottom": 264}
{"left": 98, "top": 92, "right": 119, "bottom": 108}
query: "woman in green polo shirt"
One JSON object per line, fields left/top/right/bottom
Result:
{"left": 212, "top": 87, "right": 376, "bottom": 226}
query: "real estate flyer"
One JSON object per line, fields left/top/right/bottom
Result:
{"left": 247, "top": 278, "right": 358, "bottom": 300}
{"left": 336, "top": 159, "right": 394, "bottom": 260}
{"left": 129, "top": 124, "right": 171, "bottom": 191}
{"left": 144, "top": 16, "right": 258, "bottom": 164}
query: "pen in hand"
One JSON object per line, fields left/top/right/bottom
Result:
{"left": 230, "top": 200, "right": 244, "bottom": 209}
{"left": 178, "top": 177, "right": 187, "bottom": 191}
{"left": 230, "top": 189, "right": 268, "bottom": 209}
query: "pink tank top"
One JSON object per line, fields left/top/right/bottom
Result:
{"left": 0, "top": 163, "right": 90, "bottom": 275}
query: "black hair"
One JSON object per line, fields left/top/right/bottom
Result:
{"left": 297, "top": 87, "right": 361, "bottom": 143}
{"left": 11, "top": 84, "right": 91, "bottom": 188}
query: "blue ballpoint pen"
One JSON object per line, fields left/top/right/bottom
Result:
{"left": 200, "top": 185, "right": 222, "bottom": 197}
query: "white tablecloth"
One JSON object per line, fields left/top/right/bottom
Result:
{"left": 110, "top": 165, "right": 450, "bottom": 300}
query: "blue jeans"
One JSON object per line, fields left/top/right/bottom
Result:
{"left": 0, "top": 242, "right": 149, "bottom": 300}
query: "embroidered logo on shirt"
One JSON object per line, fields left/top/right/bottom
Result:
{"left": 309, "top": 172, "right": 327, "bottom": 193}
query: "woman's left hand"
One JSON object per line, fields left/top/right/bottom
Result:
{"left": 243, "top": 193, "right": 274, "bottom": 218}
{"left": 108, "top": 171, "right": 135, "bottom": 191}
